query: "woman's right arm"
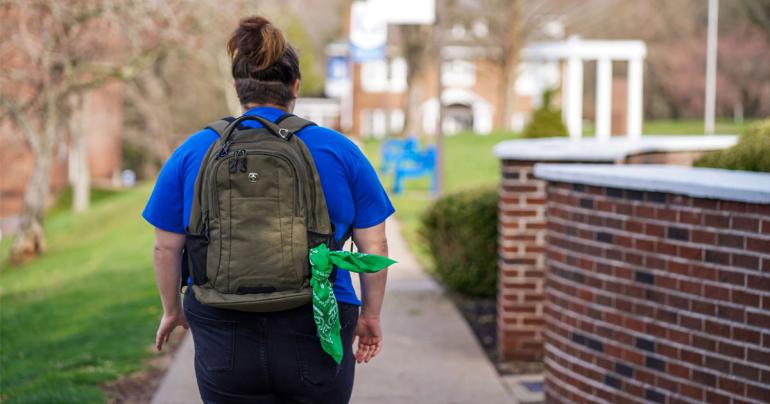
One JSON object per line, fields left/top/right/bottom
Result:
{"left": 153, "top": 227, "right": 188, "bottom": 351}
{"left": 352, "top": 221, "right": 389, "bottom": 363}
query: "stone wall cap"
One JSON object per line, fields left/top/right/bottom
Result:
{"left": 493, "top": 135, "right": 738, "bottom": 162}
{"left": 533, "top": 164, "right": 770, "bottom": 204}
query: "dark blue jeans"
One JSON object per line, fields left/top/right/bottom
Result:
{"left": 183, "top": 287, "right": 359, "bottom": 404}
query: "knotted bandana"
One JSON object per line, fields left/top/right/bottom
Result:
{"left": 308, "top": 244, "right": 396, "bottom": 364}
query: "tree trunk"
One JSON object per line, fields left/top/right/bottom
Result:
{"left": 498, "top": 62, "right": 512, "bottom": 129}
{"left": 10, "top": 95, "right": 58, "bottom": 265}
{"left": 403, "top": 84, "right": 423, "bottom": 136}
{"left": 401, "top": 65, "right": 424, "bottom": 137}
{"left": 10, "top": 146, "right": 52, "bottom": 265}
{"left": 399, "top": 25, "right": 428, "bottom": 137}
{"left": 71, "top": 134, "right": 90, "bottom": 212}
{"left": 69, "top": 95, "right": 90, "bottom": 213}
{"left": 497, "top": 0, "right": 521, "bottom": 130}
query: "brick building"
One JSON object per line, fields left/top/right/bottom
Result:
{"left": 343, "top": 41, "right": 506, "bottom": 138}
{"left": 335, "top": 12, "right": 641, "bottom": 140}
{"left": 332, "top": 0, "right": 514, "bottom": 139}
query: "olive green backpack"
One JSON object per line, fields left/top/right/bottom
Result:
{"left": 183, "top": 114, "right": 345, "bottom": 312}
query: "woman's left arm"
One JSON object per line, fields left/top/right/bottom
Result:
{"left": 153, "top": 227, "right": 189, "bottom": 350}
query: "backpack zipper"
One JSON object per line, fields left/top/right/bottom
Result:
{"left": 207, "top": 150, "right": 302, "bottom": 218}
{"left": 228, "top": 149, "right": 247, "bottom": 174}
{"left": 231, "top": 137, "right": 320, "bottom": 231}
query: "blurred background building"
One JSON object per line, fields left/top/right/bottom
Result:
{"left": 2, "top": 0, "right": 769, "bottom": 234}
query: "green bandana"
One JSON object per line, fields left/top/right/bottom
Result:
{"left": 308, "top": 243, "right": 396, "bottom": 364}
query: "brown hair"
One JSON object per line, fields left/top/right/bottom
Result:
{"left": 227, "top": 16, "right": 301, "bottom": 107}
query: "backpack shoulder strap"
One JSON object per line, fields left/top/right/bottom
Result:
{"left": 204, "top": 116, "right": 236, "bottom": 136}
{"left": 276, "top": 114, "right": 317, "bottom": 133}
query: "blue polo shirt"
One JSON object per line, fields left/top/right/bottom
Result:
{"left": 142, "top": 106, "right": 395, "bottom": 305}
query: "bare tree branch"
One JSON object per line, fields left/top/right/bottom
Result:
{"left": 1, "top": 0, "right": 190, "bottom": 263}
{"left": 0, "top": 94, "right": 41, "bottom": 155}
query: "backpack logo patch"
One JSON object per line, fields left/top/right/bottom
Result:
{"left": 248, "top": 172, "right": 259, "bottom": 182}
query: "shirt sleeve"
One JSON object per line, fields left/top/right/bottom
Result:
{"left": 142, "top": 150, "right": 185, "bottom": 234}
{"left": 347, "top": 142, "right": 396, "bottom": 229}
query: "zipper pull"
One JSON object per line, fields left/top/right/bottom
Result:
{"left": 239, "top": 150, "right": 248, "bottom": 172}
{"left": 202, "top": 214, "right": 210, "bottom": 241}
{"left": 229, "top": 157, "right": 238, "bottom": 174}
{"left": 217, "top": 142, "right": 231, "bottom": 159}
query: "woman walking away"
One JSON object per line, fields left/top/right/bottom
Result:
{"left": 142, "top": 15, "right": 395, "bottom": 404}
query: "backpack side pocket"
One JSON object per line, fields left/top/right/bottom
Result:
{"left": 185, "top": 233, "right": 209, "bottom": 285}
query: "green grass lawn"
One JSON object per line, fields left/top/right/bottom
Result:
{"left": 643, "top": 119, "right": 751, "bottom": 135}
{"left": 0, "top": 186, "right": 160, "bottom": 403}
{"left": 579, "top": 119, "right": 749, "bottom": 137}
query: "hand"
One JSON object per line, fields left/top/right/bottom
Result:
{"left": 354, "top": 315, "right": 382, "bottom": 363}
{"left": 155, "top": 310, "right": 189, "bottom": 351}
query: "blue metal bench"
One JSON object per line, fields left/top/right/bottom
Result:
{"left": 379, "top": 138, "right": 418, "bottom": 176}
{"left": 391, "top": 145, "right": 436, "bottom": 195}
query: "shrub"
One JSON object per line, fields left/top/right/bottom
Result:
{"left": 419, "top": 187, "right": 498, "bottom": 297}
{"left": 694, "top": 119, "right": 770, "bottom": 172}
{"left": 522, "top": 89, "right": 568, "bottom": 139}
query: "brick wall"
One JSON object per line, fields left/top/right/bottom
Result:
{"left": 496, "top": 151, "right": 724, "bottom": 363}
{"left": 497, "top": 161, "right": 547, "bottom": 361}
{"left": 497, "top": 160, "right": 607, "bottom": 361}
{"left": 543, "top": 181, "right": 770, "bottom": 403}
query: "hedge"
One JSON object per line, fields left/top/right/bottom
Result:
{"left": 694, "top": 119, "right": 770, "bottom": 172}
{"left": 419, "top": 188, "right": 498, "bottom": 298}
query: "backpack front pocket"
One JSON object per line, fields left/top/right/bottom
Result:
{"left": 225, "top": 197, "right": 297, "bottom": 293}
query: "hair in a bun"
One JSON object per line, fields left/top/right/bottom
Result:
{"left": 227, "top": 16, "right": 301, "bottom": 107}
{"left": 228, "top": 16, "right": 287, "bottom": 73}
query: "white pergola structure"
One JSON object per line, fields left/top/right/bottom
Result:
{"left": 522, "top": 36, "right": 647, "bottom": 141}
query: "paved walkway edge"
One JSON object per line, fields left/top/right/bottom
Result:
{"left": 150, "top": 330, "right": 200, "bottom": 404}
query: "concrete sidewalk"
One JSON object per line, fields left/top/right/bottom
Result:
{"left": 151, "top": 219, "right": 513, "bottom": 404}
